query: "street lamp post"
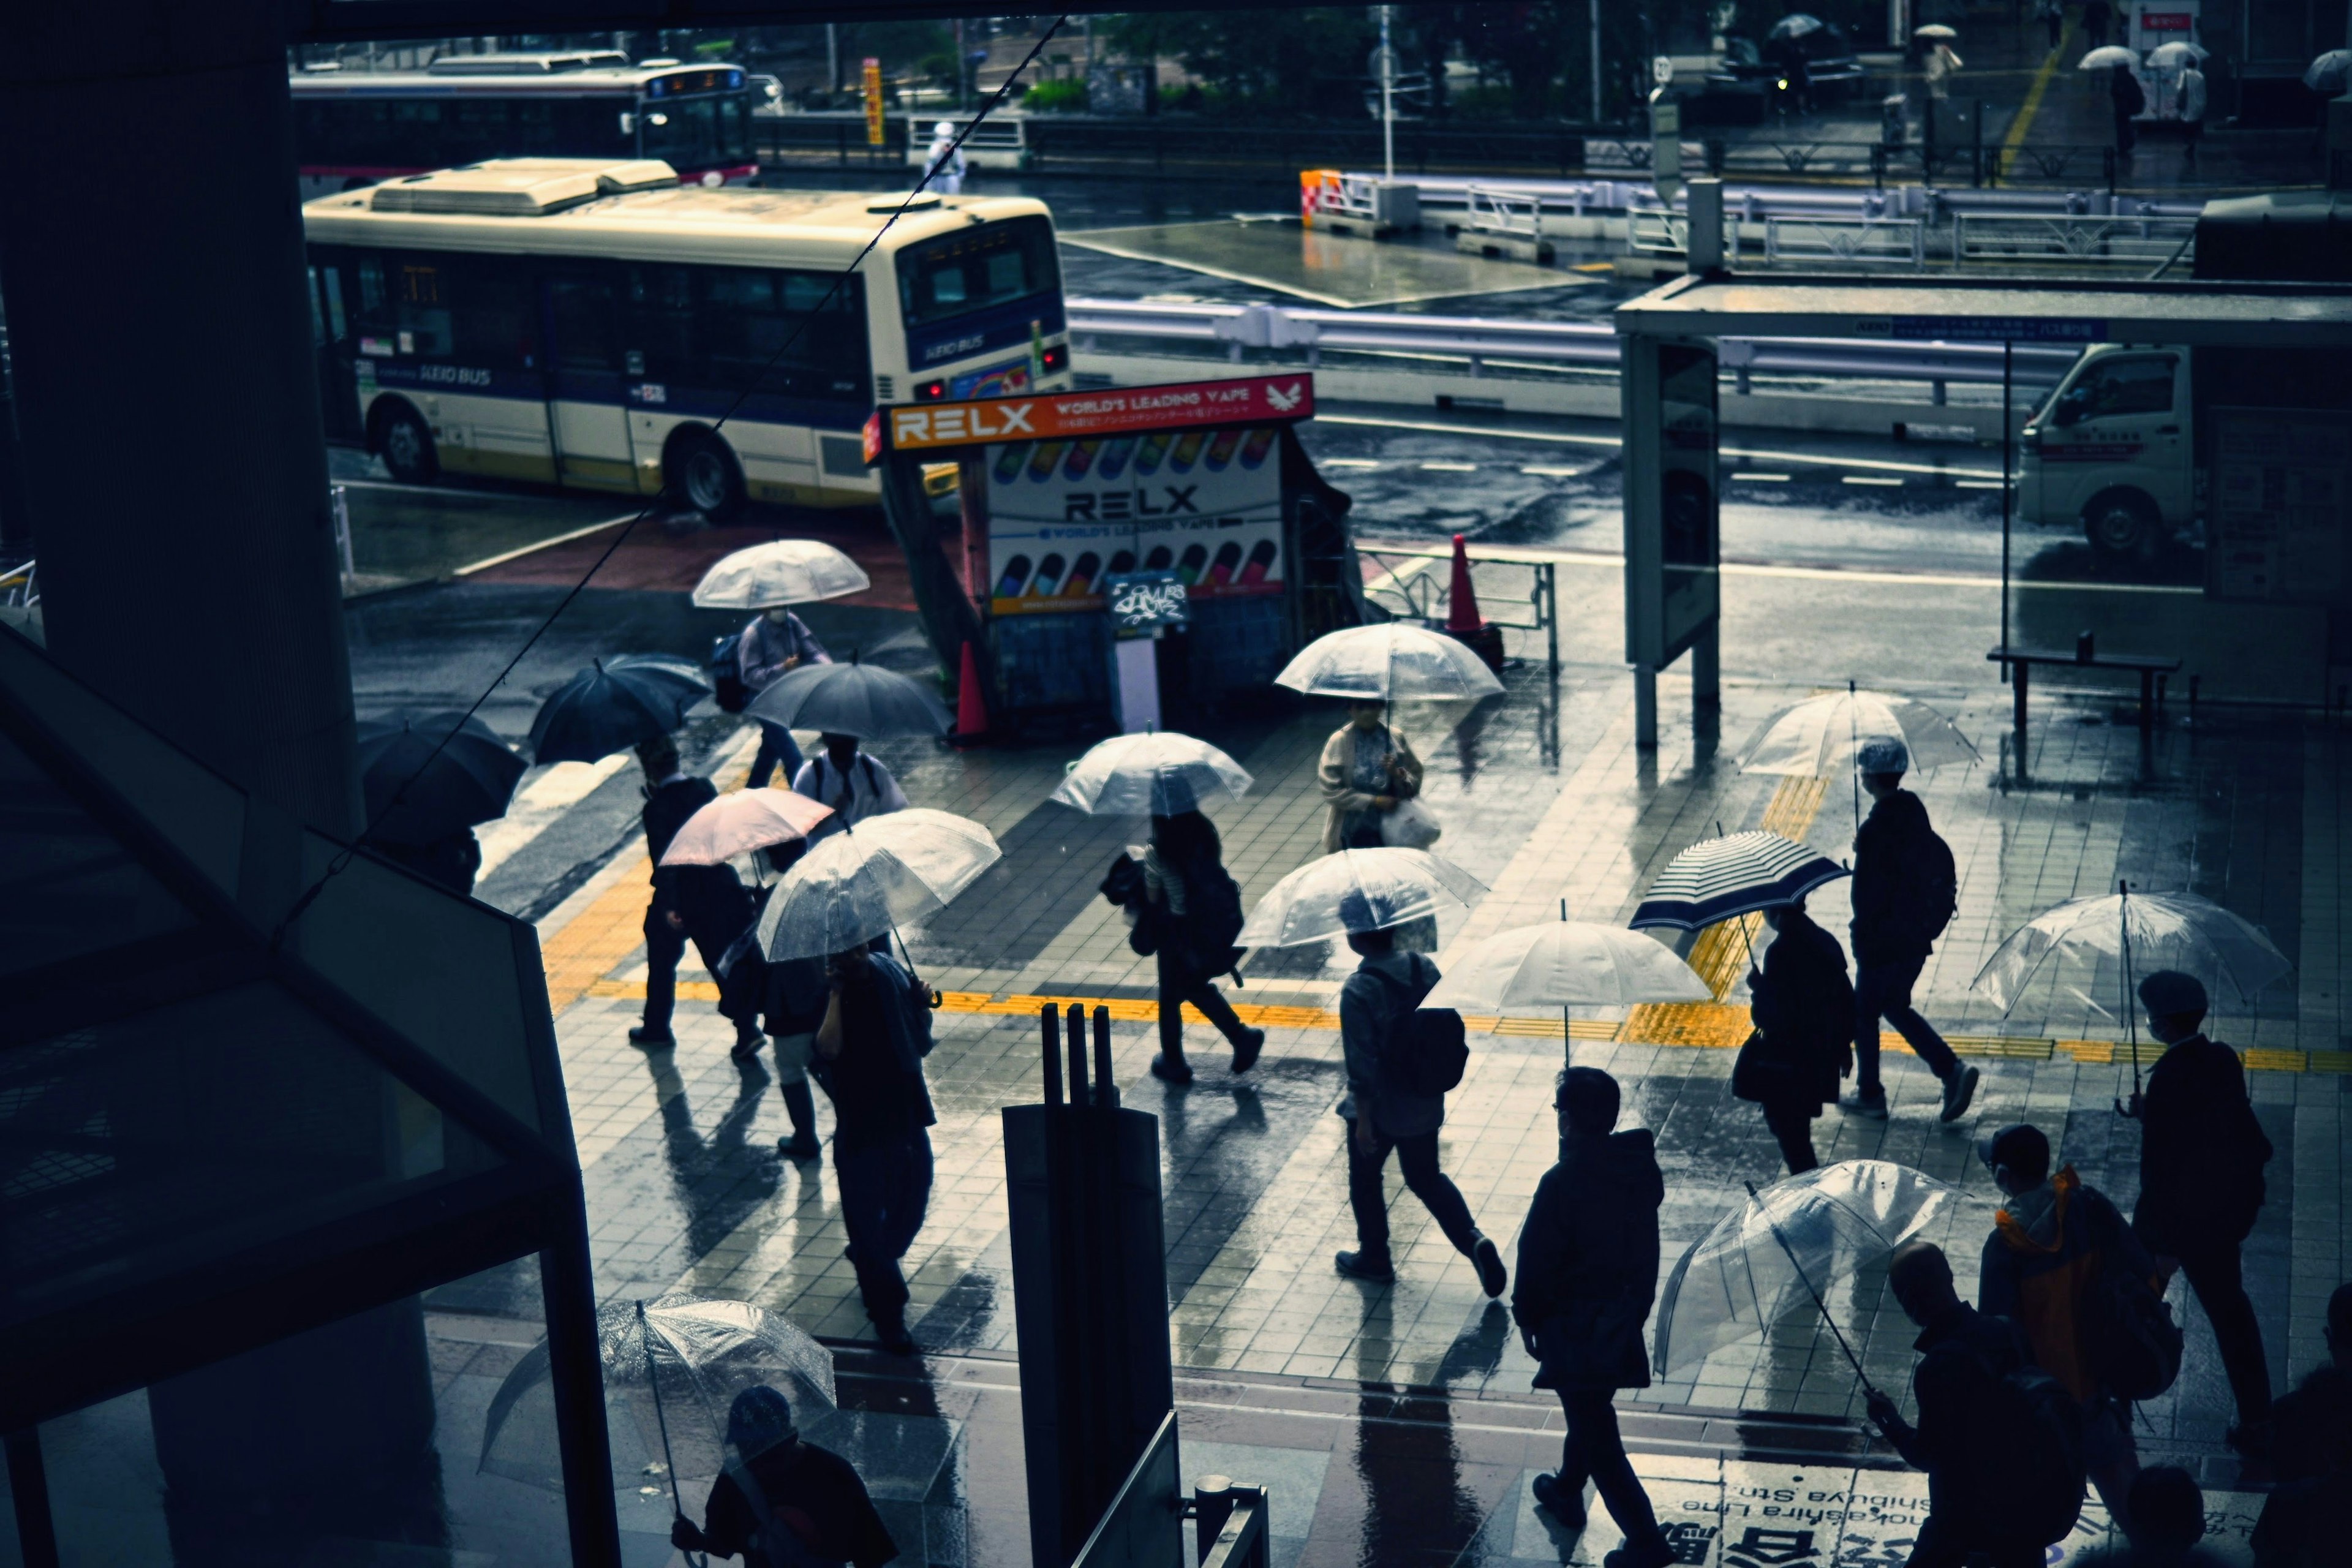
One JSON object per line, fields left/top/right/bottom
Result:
{"left": 1379, "top": 4, "right": 1396, "bottom": 182}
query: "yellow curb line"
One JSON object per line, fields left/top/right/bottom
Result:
{"left": 1997, "top": 20, "right": 2073, "bottom": 183}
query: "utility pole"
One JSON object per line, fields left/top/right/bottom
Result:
{"left": 1591, "top": 0, "right": 1604, "bottom": 121}
{"left": 1379, "top": 3, "right": 1396, "bottom": 181}
{"left": 827, "top": 22, "right": 839, "bottom": 96}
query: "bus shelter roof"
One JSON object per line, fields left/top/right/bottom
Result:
{"left": 1613, "top": 274, "right": 2352, "bottom": 349}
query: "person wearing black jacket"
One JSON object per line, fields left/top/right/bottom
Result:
{"left": 1137, "top": 810, "right": 1265, "bottom": 1085}
{"left": 631, "top": 738, "right": 764, "bottom": 1058}
{"left": 1512, "top": 1068, "right": 1672, "bottom": 1568}
{"left": 813, "top": 944, "right": 937, "bottom": 1355}
{"left": 671, "top": 1385, "right": 897, "bottom": 1567}
{"left": 1866, "top": 1241, "right": 2061, "bottom": 1568}
{"left": 1845, "top": 738, "right": 1977, "bottom": 1123}
{"left": 2127, "top": 969, "right": 2276, "bottom": 1455}
{"left": 1739, "top": 898, "right": 1854, "bottom": 1174}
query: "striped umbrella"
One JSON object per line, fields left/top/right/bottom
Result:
{"left": 1630, "top": 831, "right": 1850, "bottom": 932}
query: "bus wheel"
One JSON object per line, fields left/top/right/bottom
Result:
{"left": 666, "top": 429, "right": 744, "bottom": 519}
{"left": 377, "top": 402, "right": 438, "bottom": 486}
{"left": 2083, "top": 489, "right": 2155, "bottom": 560}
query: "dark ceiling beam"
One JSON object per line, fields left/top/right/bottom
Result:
{"left": 290, "top": 0, "right": 1265, "bottom": 43}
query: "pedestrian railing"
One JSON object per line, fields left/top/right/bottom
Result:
{"left": 0, "top": 557, "right": 33, "bottom": 611}
{"left": 1627, "top": 207, "right": 1690, "bottom": 255}
{"left": 1762, "top": 214, "right": 1926, "bottom": 268}
{"left": 902, "top": 111, "right": 1026, "bottom": 167}
{"left": 1359, "top": 545, "right": 1559, "bottom": 674}
{"left": 1193, "top": 1477, "right": 1271, "bottom": 1568}
{"left": 1954, "top": 211, "right": 2198, "bottom": 266}
{"left": 1462, "top": 184, "right": 1548, "bottom": 243}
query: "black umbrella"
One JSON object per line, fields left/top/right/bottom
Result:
{"left": 744, "top": 657, "right": 951, "bottom": 741}
{"left": 355, "top": 709, "right": 526, "bottom": 846}
{"left": 529, "top": 654, "right": 710, "bottom": 765}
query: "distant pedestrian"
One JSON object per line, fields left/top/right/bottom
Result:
{"left": 2125, "top": 970, "right": 2276, "bottom": 1455}
{"left": 752, "top": 847, "right": 826, "bottom": 1160}
{"left": 2084, "top": 0, "right": 2113, "bottom": 47}
{"left": 1843, "top": 737, "right": 1977, "bottom": 1122}
{"left": 2037, "top": 0, "right": 2064, "bottom": 51}
{"left": 1866, "top": 1240, "right": 2084, "bottom": 1568}
{"left": 1136, "top": 810, "right": 1264, "bottom": 1085}
{"left": 739, "top": 606, "right": 829, "bottom": 790}
{"left": 670, "top": 1386, "right": 899, "bottom": 1567}
{"left": 812, "top": 943, "right": 936, "bottom": 1355}
{"left": 1925, "top": 42, "right": 1963, "bottom": 101}
{"left": 924, "top": 120, "right": 966, "bottom": 194}
{"left": 2113, "top": 61, "right": 2146, "bottom": 156}
{"left": 1737, "top": 897, "right": 1854, "bottom": 1174}
{"left": 1333, "top": 922, "right": 1506, "bottom": 1297}
{"left": 2178, "top": 62, "right": 2207, "bottom": 162}
{"left": 632, "top": 738, "right": 766, "bottom": 1057}
{"left": 1513, "top": 1067, "right": 1673, "bottom": 1568}
{"left": 1978, "top": 1123, "right": 2156, "bottom": 1535}
{"left": 1782, "top": 48, "right": 1814, "bottom": 116}
{"left": 1319, "top": 702, "right": 1423, "bottom": 851}
{"left": 794, "top": 733, "right": 909, "bottom": 843}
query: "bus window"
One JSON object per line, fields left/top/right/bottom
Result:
{"left": 639, "top": 94, "right": 752, "bottom": 172}
{"left": 623, "top": 263, "right": 869, "bottom": 404}
{"left": 895, "top": 216, "right": 1060, "bottom": 330}
{"left": 352, "top": 252, "right": 537, "bottom": 369}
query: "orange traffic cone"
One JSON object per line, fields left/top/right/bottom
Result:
{"left": 1442, "top": 533, "right": 1506, "bottom": 670}
{"left": 949, "top": 639, "right": 990, "bottom": 748}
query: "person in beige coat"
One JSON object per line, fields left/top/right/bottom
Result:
{"left": 1319, "top": 703, "right": 1425, "bottom": 852}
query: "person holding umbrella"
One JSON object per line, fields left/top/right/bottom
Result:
{"left": 740, "top": 606, "right": 830, "bottom": 790}
{"left": 632, "top": 737, "right": 766, "bottom": 1058}
{"left": 2127, "top": 970, "right": 2276, "bottom": 1456}
{"left": 2111, "top": 58, "right": 2146, "bottom": 156}
{"left": 669, "top": 1385, "right": 897, "bottom": 1566}
{"left": 1845, "top": 737, "right": 1977, "bottom": 1123}
{"left": 1137, "top": 810, "right": 1265, "bottom": 1084}
{"left": 1512, "top": 1067, "right": 1673, "bottom": 1567}
{"left": 1738, "top": 895, "right": 1854, "bottom": 1175}
{"left": 1320, "top": 702, "right": 1425, "bottom": 852}
{"left": 693, "top": 540, "right": 871, "bottom": 790}
{"left": 795, "top": 733, "right": 910, "bottom": 843}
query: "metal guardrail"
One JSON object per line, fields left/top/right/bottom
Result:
{"left": 1463, "top": 184, "right": 1547, "bottom": 242}
{"left": 1762, "top": 214, "right": 1925, "bottom": 268}
{"left": 0, "top": 557, "right": 33, "bottom": 611}
{"left": 1194, "top": 1479, "right": 1270, "bottom": 1568}
{"left": 1360, "top": 546, "right": 1559, "bottom": 673}
{"left": 1627, "top": 208, "right": 1692, "bottom": 255}
{"left": 1351, "top": 171, "right": 2195, "bottom": 224}
{"left": 1954, "top": 212, "right": 2199, "bottom": 266}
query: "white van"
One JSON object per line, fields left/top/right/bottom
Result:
{"left": 2018, "top": 343, "right": 2193, "bottom": 557}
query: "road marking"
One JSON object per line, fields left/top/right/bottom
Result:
{"left": 1316, "top": 413, "right": 2002, "bottom": 479}
{"left": 1419, "top": 461, "right": 1478, "bottom": 472}
{"left": 1733, "top": 473, "right": 1792, "bottom": 483}
{"left": 1999, "top": 17, "right": 2073, "bottom": 180}
{"left": 1956, "top": 480, "right": 2007, "bottom": 489}
{"left": 476, "top": 756, "right": 635, "bottom": 878}
{"left": 1354, "top": 537, "right": 2203, "bottom": 595}
{"left": 1843, "top": 475, "right": 1905, "bottom": 486}
{"left": 453, "top": 512, "right": 641, "bottom": 577}
{"left": 1520, "top": 464, "right": 1586, "bottom": 477}
{"left": 1323, "top": 458, "right": 1382, "bottom": 469}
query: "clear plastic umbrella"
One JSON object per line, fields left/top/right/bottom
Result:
{"left": 2305, "top": 49, "right": 2351, "bottom": 92}
{"left": 478, "top": 1295, "right": 835, "bottom": 1497}
{"left": 1425, "top": 921, "right": 1709, "bottom": 1011}
{"left": 659, "top": 788, "right": 834, "bottom": 867}
{"left": 2079, "top": 44, "right": 2140, "bottom": 69}
{"left": 691, "top": 540, "right": 870, "bottom": 609}
{"left": 2147, "top": 40, "right": 2207, "bottom": 67}
{"left": 756, "top": 808, "right": 1001, "bottom": 960}
{"left": 1741, "top": 687, "right": 1980, "bottom": 779}
{"left": 1653, "top": 1159, "right": 1958, "bottom": 1377}
{"left": 1050, "top": 731, "right": 1253, "bottom": 816}
{"left": 1274, "top": 624, "right": 1504, "bottom": 704}
{"left": 1237, "top": 847, "right": 1485, "bottom": 948}
{"left": 1768, "top": 12, "right": 1825, "bottom": 40}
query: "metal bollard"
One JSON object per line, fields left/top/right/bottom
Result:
{"left": 1193, "top": 1476, "right": 1234, "bottom": 1563}
{"left": 1041, "top": 1003, "right": 1063, "bottom": 1107}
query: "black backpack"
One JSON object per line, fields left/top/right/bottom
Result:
{"left": 2086, "top": 1260, "right": 2185, "bottom": 1401}
{"left": 1905, "top": 824, "right": 1959, "bottom": 943}
{"left": 1374, "top": 957, "right": 1469, "bottom": 1097}
{"left": 709, "top": 632, "right": 752, "bottom": 714}
{"left": 1991, "top": 1361, "right": 2090, "bottom": 1546}
{"left": 1184, "top": 862, "right": 1247, "bottom": 976}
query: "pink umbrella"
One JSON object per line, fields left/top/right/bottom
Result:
{"left": 658, "top": 788, "right": 834, "bottom": 866}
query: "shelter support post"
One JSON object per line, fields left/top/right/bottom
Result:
{"left": 1621, "top": 333, "right": 1722, "bottom": 752}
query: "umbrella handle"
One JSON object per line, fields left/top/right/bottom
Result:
{"left": 1743, "top": 1180, "right": 1879, "bottom": 1401}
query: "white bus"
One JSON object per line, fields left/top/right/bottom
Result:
{"left": 302, "top": 158, "right": 1072, "bottom": 514}
{"left": 291, "top": 56, "right": 760, "bottom": 201}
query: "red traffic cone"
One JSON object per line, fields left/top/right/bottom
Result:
{"left": 949, "top": 639, "right": 990, "bottom": 748}
{"left": 1441, "top": 533, "right": 1506, "bottom": 670}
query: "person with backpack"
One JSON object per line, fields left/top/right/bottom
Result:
{"left": 794, "top": 733, "right": 909, "bottom": 843}
{"left": 738, "top": 606, "right": 830, "bottom": 789}
{"left": 631, "top": 737, "right": 767, "bottom": 1058}
{"left": 1738, "top": 896, "right": 1855, "bottom": 1174}
{"left": 1844, "top": 737, "right": 1978, "bottom": 1123}
{"left": 1978, "top": 1123, "right": 2162, "bottom": 1537}
{"left": 1332, "top": 920, "right": 1506, "bottom": 1296}
{"left": 2125, "top": 969, "right": 2277, "bottom": 1456}
{"left": 671, "top": 1385, "right": 898, "bottom": 1567}
{"left": 812, "top": 942, "right": 936, "bottom": 1355}
{"left": 1135, "top": 810, "right": 1265, "bottom": 1085}
{"left": 1867, "top": 1240, "right": 2086, "bottom": 1568}
{"left": 1513, "top": 1068, "right": 1674, "bottom": 1567}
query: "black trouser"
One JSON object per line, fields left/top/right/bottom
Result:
{"left": 1345, "top": 1120, "right": 1479, "bottom": 1264}
{"left": 1158, "top": 946, "right": 1251, "bottom": 1061}
{"left": 1762, "top": 1102, "right": 1820, "bottom": 1174}
{"left": 644, "top": 910, "right": 749, "bottom": 1037}
{"left": 835, "top": 1130, "right": 933, "bottom": 1326}
{"left": 1905, "top": 1517, "right": 2041, "bottom": 1568}
{"left": 1555, "top": 1389, "right": 1668, "bottom": 1557}
{"left": 1854, "top": 952, "right": 1959, "bottom": 1091}
{"left": 747, "top": 720, "right": 804, "bottom": 789}
{"left": 2177, "top": 1239, "right": 2273, "bottom": 1425}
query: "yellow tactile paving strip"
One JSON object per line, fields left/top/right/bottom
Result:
{"left": 543, "top": 858, "right": 654, "bottom": 1016}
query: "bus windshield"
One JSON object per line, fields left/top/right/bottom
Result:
{"left": 641, "top": 94, "right": 753, "bottom": 172}
{"left": 895, "top": 216, "right": 1060, "bottom": 330}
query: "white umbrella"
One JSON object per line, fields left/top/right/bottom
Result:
{"left": 1425, "top": 921, "right": 1710, "bottom": 1011}
{"left": 1050, "top": 731, "right": 1253, "bottom": 816}
{"left": 691, "top": 540, "right": 871, "bottom": 609}
{"left": 1274, "top": 624, "right": 1504, "bottom": 704}
{"left": 1238, "top": 847, "right": 1485, "bottom": 948}
{"left": 2307, "top": 50, "right": 2352, "bottom": 92}
{"left": 2147, "top": 40, "right": 2207, "bottom": 67}
{"left": 1768, "top": 12, "right": 1825, "bottom": 40}
{"left": 1913, "top": 23, "right": 1959, "bottom": 40}
{"left": 756, "top": 808, "right": 1001, "bottom": 960}
{"left": 658, "top": 788, "right": 834, "bottom": 867}
{"left": 2079, "top": 45, "right": 2140, "bottom": 69}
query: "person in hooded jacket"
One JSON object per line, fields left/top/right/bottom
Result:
{"left": 1978, "top": 1123, "right": 2157, "bottom": 1537}
{"left": 1739, "top": 897, "right": 1854, "bottom": 1174}
{"left": 2125, "top": 968, "right": 2275, "bottom": 1456}
{"left": 1845, "top": 737, "right": 1978, "bottom": 1123}
{"left": 671, "top": 1386, "right": 897, "bottom": 1566}
{"left": 1512, "top": 1067, "right": 1673, "bottom": 1568}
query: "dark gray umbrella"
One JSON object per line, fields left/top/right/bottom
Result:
{"left": 529, "top": 654, "right": 709, "bottom": 764}
{"left": 355, "top": 709, "right": 526, "bottom": 846}
{"left": 744, "top": 658, "right": 950, "bottom": 740}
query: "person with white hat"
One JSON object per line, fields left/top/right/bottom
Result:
{"left": 924, "top": 120, "right": 965, "bottom": 194}
{"left": 1845, "top": 736, "right": 1978, "bottom": 1123}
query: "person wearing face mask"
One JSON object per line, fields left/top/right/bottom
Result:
{"left": 739, "top": 605, "right": 831, "bottom": 789}
{"left": 1319, "top": 701, "right": 1423, "bottom": 852}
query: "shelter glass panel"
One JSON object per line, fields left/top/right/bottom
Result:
{"left": 0, "top": 725, "right": 196, "bottom": 982}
